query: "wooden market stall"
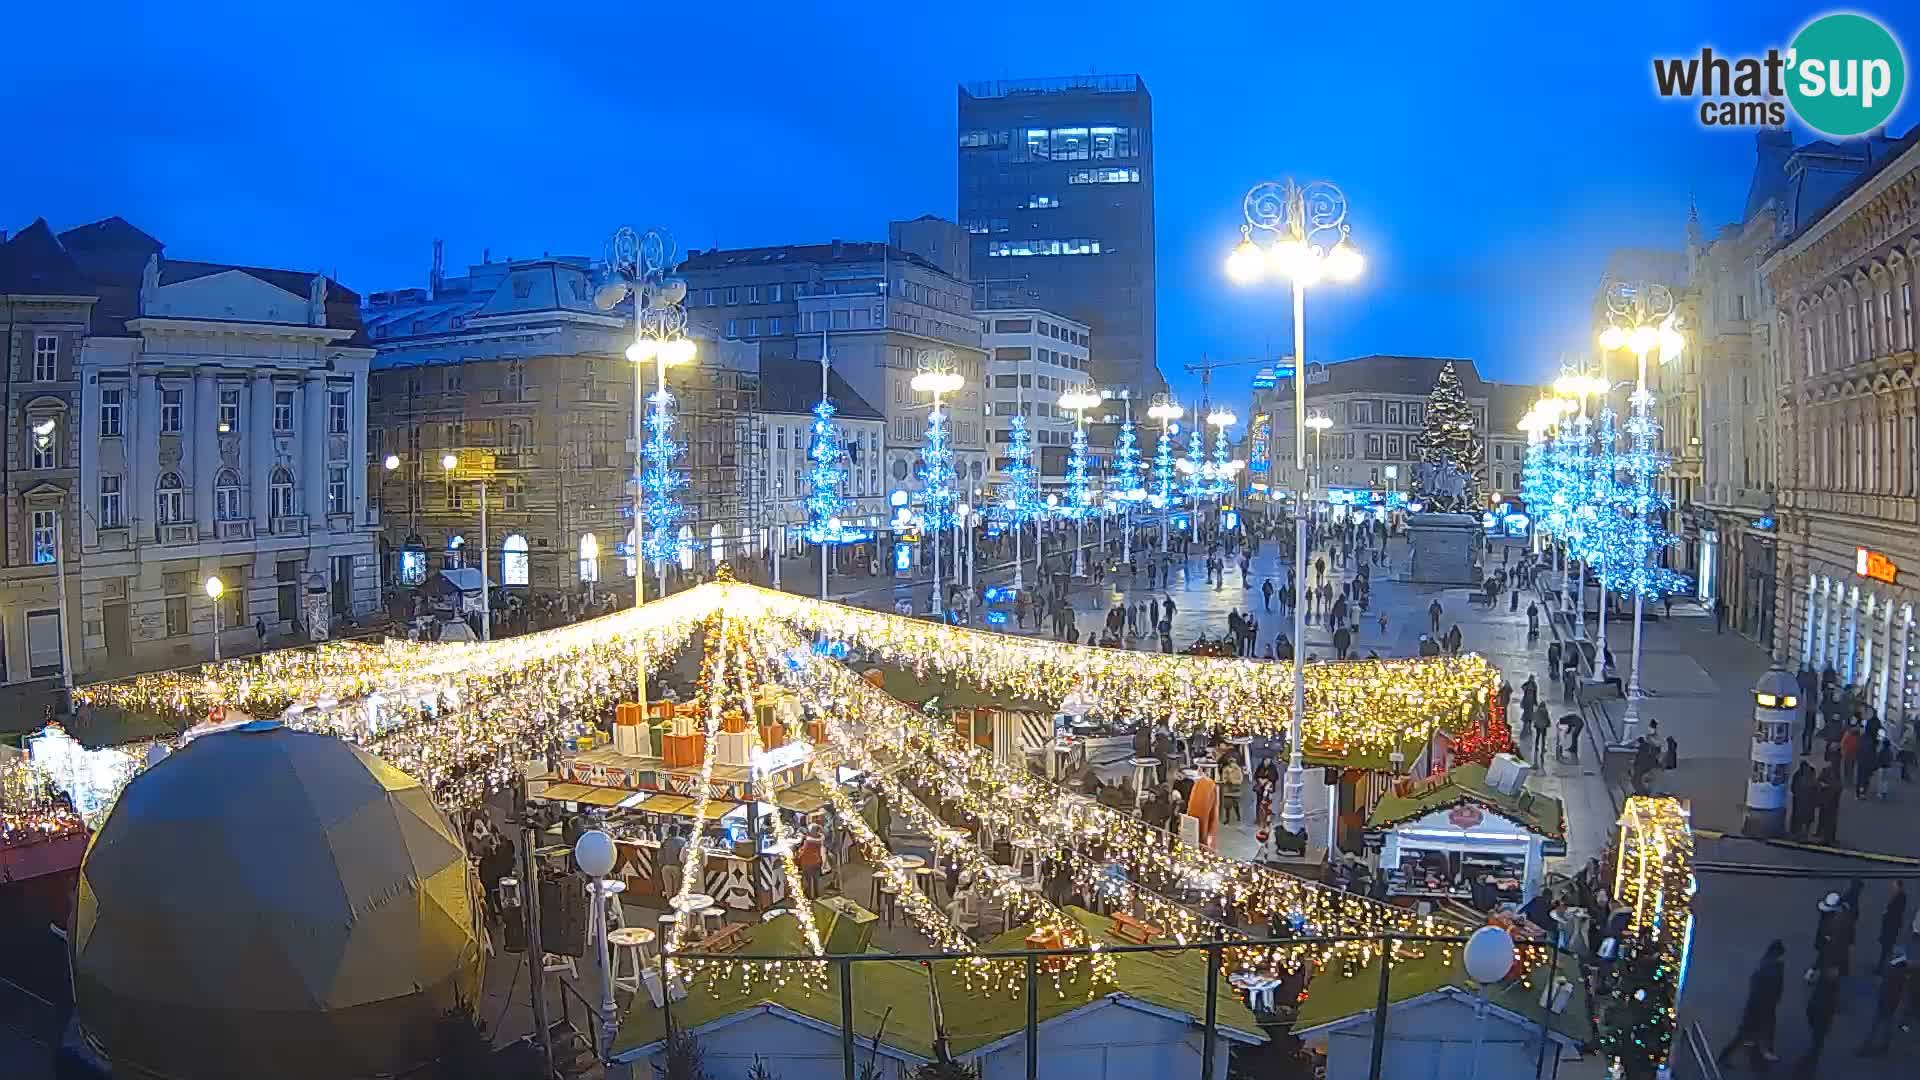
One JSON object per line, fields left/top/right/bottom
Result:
{"left": 1363, "top": 760, "right": 1566, "bottom": 909}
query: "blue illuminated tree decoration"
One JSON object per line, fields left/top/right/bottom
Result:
{"left": 640, "top": 387, "right": 685, "bottom": 561}
{"left": 1584, "top": 403, "right": 1624, "bottom": 568}
{"left": 996, "top": 414, "right": 1045, "bottom": 525}
{"left": 1111, "top": 418, "right": 1145, "bottom": 502}
{"left": 920, "top": 399, "right": 957, "bottom": 531}
{"left": 1060, "top": 421, "right": 1092, "bottom": 520}
{"left": 1151, "top": 427, "right": 1177, "bottom": 509}
{"left": 1208, "top": 423, "right": 1234, "bottom": 497}
{"left": 1617, "top": 387, "right": 1686, "bottom": 597}
{"left": 1520, "top": 438, "right": 1552, "bottom": 531}
{"left": 803, "top": 398, "right": 851, "bottom": 543}
{"left": 1182, "top": 429, "right": 1208, "bottom": 504}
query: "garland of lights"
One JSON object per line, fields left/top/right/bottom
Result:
{"left": 641, "top": 386, "right": 687, "bottom": 562}
{"left": 1111, "top": 419, "right": 1145, "bottom": 503}
{"left": 1182, "top": 429, "right": 1207, "bottom": 506}
{"left": 803, "top": 398, "right": 852, "bottom": 544}
{"left": 1209, "top": 423, "right": 1233, "bottom": 498}
{"left": 997, "top": 415, "right": 1045, "bottom": 528}
{"left": 1520, "top": 438, "right": 1551, "bottom": 536}
{"left": 1584, "top": 403, "right": 1624, "bottom": 570}
{"left": 1619, "top": 387, "right": 1686, "bottom": 598}
{"left": 1601, "top": 797, "right": 1695, "bottom": 1077}
{"left": 664, "top": 614, "right": 730, "bottom": 978}
{"left": 920, "top": 399, "right": 957, "bottom": 532}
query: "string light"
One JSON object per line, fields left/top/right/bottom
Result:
{"left": 640, "top": 386, "right": 687, "bottom": 562}
{"left": 803, "top": 398, "right": 853, "bottom": 544}
{"left": 1601, "top": 797, "right": 1694, "bottom": 1076}
{"left": 920, "top": 397, "right": 957, "bottom": 533}
{"left": 995, "top": 415, "right": 1045, "bottom": 528}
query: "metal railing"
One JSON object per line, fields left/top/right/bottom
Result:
{"left": 645, "top": 929, "right": 1581, "bottom": 1080}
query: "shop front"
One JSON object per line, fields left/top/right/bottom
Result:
{"left": 1799, "top": 549, "right": 1919, "bottom": 722}
{"left": 1365, "top": 761, "right": 1564, "bottom": 910}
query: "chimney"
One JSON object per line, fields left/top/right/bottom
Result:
{"left": 429, "top": 239, "right": 444, "bottom": 300}
{"left": 830, "top": 238, "right": 844, "bottom": 258}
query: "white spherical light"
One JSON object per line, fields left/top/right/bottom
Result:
{"left": 573, "top": 829, "right": 617, "bottom": 878}
{"left": 1463, "top": 924, "right": 1516, "bottom": 984}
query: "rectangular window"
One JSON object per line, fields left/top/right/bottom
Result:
{"left": 165, "top": 597, "right": 189, "bottom": 637}
{"left": 33, "top": 335, "right": 57, "bottom": 381}
{"left": 504, "top": 478, "right": 525, "bottom": 510}
{"left": 30, "top": 418, "right": 57, "bottom": 469}
{"left": 327, "top": 466, "right": 348, "bottom": 515}
{"left": 769, "top": 316, "right": 783, "bottom": 335}
{"left": 725, "top": 287, "right": 739, "bottom": 304}
{"left": 99, "top": 475, "right": 123, "bottom": 528}
{"left": 274, "top": 389, "right": 295, "bottom": 432}
{"left": 704, "top": 289, "right": 717, "bottom": 306}
{"left": 746, "top": 285, "right": 761, "bottom": 302}
{"left": 161, "top": 388, "right": 182, "bottom": 432}
{"left": 30, "top": 509, "right": 57, "bottom": 564}
{"left": 768, "top": 284, "right": 783, "bottom": 302}
{"left": 724, "top": 319, "right": 738, "bottom": 337}
{"left": 99, "top": 388, "right": 123, "bottom": 437}
{"left": 1365, "top": 434, "right": 1383, "bottom": 459}
{"left": 447, "top": 482, "right": 463, "bottom": 511}
{"left": 218, "top": 388, "right": 241, "bottom": 432}
{"left": 157, "top": 482, "right": 184, "bottom": 524}
{"left": 328, "top": 390, "right": 349, "bottom": 434}
{"left": 832, "top": 309, "right": 850, "bottom": 329}
{"left": 746, "top": 318, "right": 761, "bottom": 337}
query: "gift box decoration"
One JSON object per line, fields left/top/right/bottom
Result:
{"left": 806, "top": 720, "right": 828, "bottom": 745}
{"left": 662, "top": 732, "right": 706, "bottom": 769}
{"left": 615, "top": 702, "right": 644, "bottom": 727}
{"left": 754, "top": 700, "right": 775, "bottom": 729}
{"left": 670, "top": 712, "right": 700, "bottom": 737}
{"left": 715, "top": 730, "right": 753, "bottom": 767}
{"left": 759, "top": 723, "right": 787, "bottom": 751}
{"left": 646, "top": 699, "right": 676, "bottom": 722}
{"left": 721, "top": 709, "right": 748, "bottom": 735}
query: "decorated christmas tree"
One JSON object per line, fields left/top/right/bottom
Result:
{"left": 1412, "top": 362, "right": 1483, "bottom": 512}
{"left": 995, "top": 415, "right": 1045, "bottom": 526}
{"left": 1585, "top": 403, "right": 1626, "bottom": 579}
{"left": 1619, "top": 387, "right": 1687, "bottom": 598}
{"left": 1208, "top": 423, "right": 1234, "bottom": 497}
{"left": 1181, "top": 429, "right": 1207, "bottom": 505}
{"left": 920, "top": 400, "right": 957, "bottom": 531}
{"left": 1061, "top": 423, "right": 1092, "bottom": 519}
{"left": 1151, "top": 427, "right": 1176, "bottom": 509}
{"left": 803, "top": 398, "right": 850, "bottom": 544}
{"left": 1111, "top": 418, "right": 1145, "bottom": 502}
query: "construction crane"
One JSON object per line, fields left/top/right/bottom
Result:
{"left": 1182, "top": 353, "right": 1281, "bottom": 412}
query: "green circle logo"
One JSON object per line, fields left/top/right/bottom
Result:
{"left": 1787, "top": 13, "right": 1906, "bottom": 137}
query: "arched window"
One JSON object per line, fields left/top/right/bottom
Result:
{"left": 215, "top": 468, "right": 243, "bottom": 521}
{"left": 677, "top": 525, "right": 695, "bottom": 572}
{"left": 502, "top": 533, "right": 529, "bottom": 586}
{"left": 156, "top": 472, "right": 185, "bottom": 524}
{"left": 578, "top": 533, "right": 599, "bottom": 583}
{"left": 269, "top": 466, "right": 296, "bottom": 519}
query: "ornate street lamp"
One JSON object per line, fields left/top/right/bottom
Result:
{"left": 1225, "top": 176, "right": 1363, "bottom": 839}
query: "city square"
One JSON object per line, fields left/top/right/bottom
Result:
{"left": 4, "top": 6, "right": 1920, "bottom": 1080}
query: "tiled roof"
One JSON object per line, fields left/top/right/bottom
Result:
{"left": 757, "top": 357, "right": 883, "bottom": 420}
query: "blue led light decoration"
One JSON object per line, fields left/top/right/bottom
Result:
{"left": 920, "top": 398, "right": 957, "bottom": 532}
{"left": 803, "top": 398, "right": 851, "bottom": 544}
{"left": 640, "top": 386, "right": 686, "bottom": 561}
{"left": 1520, "top": 437, "right": 1552, "bottom": 532}
{"left": 1151, "top": 427, "right": 1177, "bottom": 509}
{"left": 1111, "top": 418, "right": 1146, "bottom": 502}
{"left": 1619, "top": 387, "right": 1686, "bottom": 597}
{"left": 1208, "top": 423, "right": 1234, "bottom": 497}
{"left": 1585, "top": 403, "right": 1629, "bottom": 571}
{"left": 1182, "top": 429, "right": 1208, "bottom": 504}
{"left": 996, "top": 414, "right": 1046, "bottom": 525}
{"left": 1060, "top": 422, "right": 1092, "bottom": 519}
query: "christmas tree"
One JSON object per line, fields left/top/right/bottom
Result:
{"left": 1061, "top": 423, "right": 1092, "bottom": 519}
{"left": 995, "top": 415, "right": 1045, "bottom": 526}
{"left": 803, "top": 398, "right": 850, "bottom": 544}
{"left": 1150, "top": 428, "right": 1176, "bottom": 509}
{"left": 1619, "top": 387, "right": 1687, "bottom": 598}
{"left": 1181, "top": 429, "right": 1207, "bottom": 505}
{"left": 1208, "top": 423, "right": 1233, "bottom": 497}
{"left": 1412, "top": 362, "right": 1483, "bottom": 512}
{"left": 640, "top": 386, "right": 686, "bottom": 561}
{"left": 1584, "top": 404, "right": 1626, "bottom": 577}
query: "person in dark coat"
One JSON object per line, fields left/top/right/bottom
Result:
{"left": 1546, "top": 640, "right": 1563, "bottom": 682}
{"left": 1789, "top": 761, "right": 1817, "bottom": 839}
{"left": 1814, "top": 766, "right": 1842, "bottom": 845}
{"left": 1797, "top": 666, "right": 1820, "bottom": 754}
{"left": 1794, "top": 966, "right": 1842, "bottom": 1076}
{"left": 1519, "top": 675, "right": 1538, "bottom": 718}
{"left": 1717, "top": 940, "right": 1786, "bottom": 1069}
{"left": 1876, "top": 881, "right": 1909, "bottom": 974}
{"left": 1858, "top": 949, "right": 1911, "bottom": 1055}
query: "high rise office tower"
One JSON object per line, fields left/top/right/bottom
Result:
{"left": 958, "top": 75, "right": 1162, "bottom": 399}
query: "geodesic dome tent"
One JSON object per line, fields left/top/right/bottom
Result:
{"left": 72, "top": 721, "right": 483, "bottom": 1079}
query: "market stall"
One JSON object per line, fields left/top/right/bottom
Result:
{"left": 1364, "top": 759, "right": 1565, "bottom": 909}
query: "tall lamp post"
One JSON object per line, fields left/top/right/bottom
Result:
{"left": 204, "top": 576, "right": 225, "bottom": 662}
{"left": 1304, "top": 414, "right": 1333, "bottom": 495}
{"left": 573, "top": 828, "right": 619, "bottom": 1056}
{"left": 1147, "top": 397, "right": 1184, "bottom": 556}
{"left": 1227, "top": 176, "right": 1363, "bottom": 838}
{"left": 1598, "top": 280, "right": 1686, "bottom": 738}
{"left": 594, "top": 226, "right": 695, "bottom": 705}
{"left": 1059, "top": 387, "right": 1099, "bottom": 577}
{"left": 443, "top": 452, "right": 491, "bottom": 641}
{"left": 911, "top": 357, "right": 964, "bottom": 619}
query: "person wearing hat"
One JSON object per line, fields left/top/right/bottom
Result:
{"left": 1858, "top": 948, "right": 1910, "bottom": 1056}
{"left": 1813, "top": 892, "right": 1858, "bottom": 977}
{"left": 1717, "top": 940, "right": 1786, "bottom": 1069}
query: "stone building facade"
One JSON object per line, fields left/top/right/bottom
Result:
{"left": 1764, "top": 132, "right": 1920, "bottom": 720}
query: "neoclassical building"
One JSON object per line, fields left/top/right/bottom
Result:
{"left": 1764, "top": 130, "right": 1920, "bottom": 719}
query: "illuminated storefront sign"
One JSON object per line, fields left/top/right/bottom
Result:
{"left": 1857, "top": 547, "right": 1898, "bottom": 585}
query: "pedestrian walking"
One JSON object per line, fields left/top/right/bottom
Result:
{"left": 1793, "top": 967, "right": 1842, "bottom": 1077}
{"left": 1527, "top": 602, "right": 1540, "bottom": 636}
{"left": 1877, "top": 882, "right": 1909, "bottom": 975}
{"left": 1815, "top": 766, "right": 1842, "bottom": 845}
{"left": 1858, "top": 950, "right": 1910, "bottom": 1056}
{"left": 1546, "top": 640, "right": 1563, "bottom": 682}
{"left": 1429, "top": 599, "right": 1443, "bottom": 635}
{"left": 1716, "top": 597, "right": 1729, "bottom": 634}
{"left": 1789, "top": 761, "right": 1817, "bottom": 839}
{"left": 1333, "top": 625, "right": 1352, "bottom": 660}
{"left": 1262, "top": 578, "right": 1274, "bottom": 611}
{"left": 1717, "top": 940, "right": 1786, "bottom": 1070}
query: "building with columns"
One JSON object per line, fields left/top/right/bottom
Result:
{"left": 1762, "top": 128, "right": 1920, "bottom": 717}
{"left": 58, "top": 217, "right": 379, "bottom": 675}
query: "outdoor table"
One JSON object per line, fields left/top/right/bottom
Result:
{"left": 590, "top": 877, "right": 627, "bottom": 928}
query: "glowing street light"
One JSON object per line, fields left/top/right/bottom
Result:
{"left": 1059, "top": 388, "right": 1100, "bottom": 576}
{"left": 205, "top": 576, "right": 225, "bottom": 662}
{"left": 912, "top": 357, "right": 966, "bottom": 619}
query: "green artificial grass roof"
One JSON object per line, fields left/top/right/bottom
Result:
{"left": 871, "top": 667, "right": 1054, "bottom": 712}
{"left": 1364, "top": 762, "right": 1564, "bottom": 838}
{"left": 1292, "top": 948, "right": 1593, "bottom": 1046}
{"left": 613, "top": 906, "right": 1264, "bottom": 1058}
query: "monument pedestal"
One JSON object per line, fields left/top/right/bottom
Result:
{"left": 1404, "top": 512, "right": 1483, "bottom": 585}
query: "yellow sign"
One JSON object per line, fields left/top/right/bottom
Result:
{"left": 1856, "top": 546, "right": 1898, "bottom": 585}
{"left": 448, "top": 449, "right": 498, "bottom": 479}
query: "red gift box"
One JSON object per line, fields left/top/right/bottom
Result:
{"left": 759, "top": 723, "right": 787, "bottom": 750}
{"left": 662, "top": 732, "right": 706, "bottom": 769}
{"left": 721, "top": 710, "right": 748, "bottom": 735}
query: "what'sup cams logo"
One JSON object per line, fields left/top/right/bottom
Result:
{"left": 1653, "top": 12, "right": 1906, "bottom": 137}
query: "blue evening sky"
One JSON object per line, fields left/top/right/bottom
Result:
{"left": 5, "top": 1, "right": 1917, "bottom": 403}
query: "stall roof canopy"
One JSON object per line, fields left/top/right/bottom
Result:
{"left": 774, "top": 779, "right": 833, "bottom": 816}
{"left": 1294, "top": 949, "right": 1593, "bottom": 1046}
{"left": 614, "top": 906, "right": 1262, "bottom": 1058}
{"left": 427, "top": 568, "right": 489, "bottom": 594}
{"left": 1365, "top": 762, "right": 1563, "bottom": 838}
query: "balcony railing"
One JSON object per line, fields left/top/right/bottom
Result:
{"left": 215, "top": 519, "right": 253, "bottom": 541}
{"left": 271, "top": 515, "right": 308, "bottom": 537}
{"left": 159, "top": 523, "right": 199, "bottom": 546}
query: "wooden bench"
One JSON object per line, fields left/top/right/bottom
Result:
{"left": 698, "top": 922, "right": 750, "bottom": 955}
{"left": 1109, "top": 912, "right": 1162, "bottom": 945}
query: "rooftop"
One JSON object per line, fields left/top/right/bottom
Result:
{"left": 961, "top": 75, "right": 1145, "bottom": 99}
{"left": 681, "top": 241, "right": 945, "bottom": 278}
{"left": 1281, "top": 356, "right": 1489, "bottom": 399}
{"left": 759, "top": 357, "right": 883, "bottom": 420}
{"left": 1366, "top": 762, "right": 1565, "bottom": 839}
{"left": 0, "top": 219, "right": 95, "bottom": 297}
